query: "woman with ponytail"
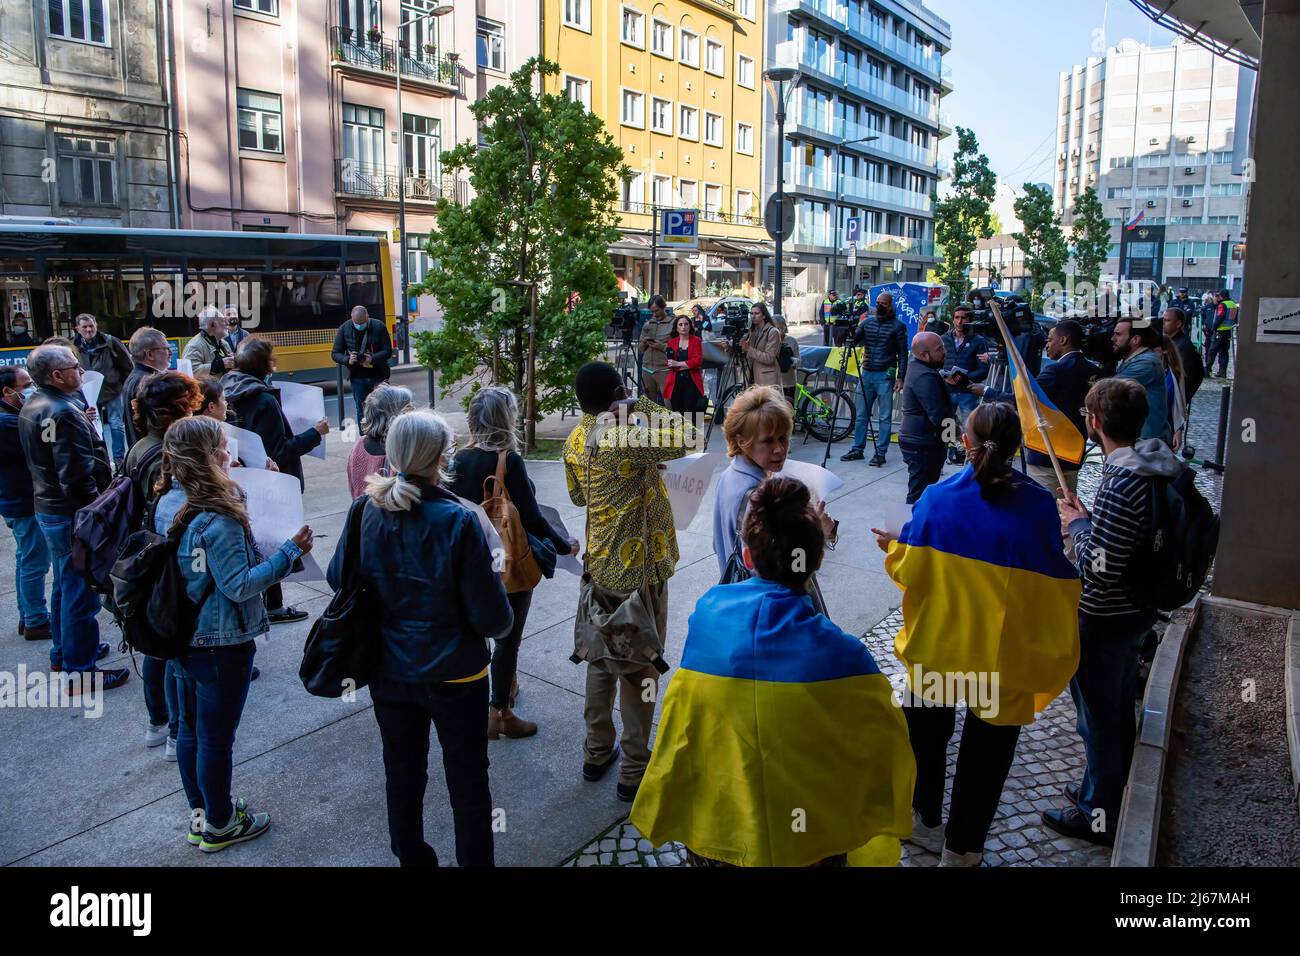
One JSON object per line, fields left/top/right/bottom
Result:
{"left": 632, "top": 477, "right": 914, "bottom": 867}
{"left": 327, "top": 409, "right": 513, "bottom": 867}
{"left": 873, "top": 402, "right": 1081, "bottom": 866}
{"left": 152, "top": 416, "right": 313, "bottom": 853}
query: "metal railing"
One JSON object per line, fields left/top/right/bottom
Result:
{"left": 330, "top": 26, "right": 458, "bottom": 88}
{"left": 784, "top": 164, "right": 934, "bottom": 212}
{"left": 618, "top": 200, "right": 763, "bottom": 228}
{"left": 337, "top": 160, "right": 463, "bottom": 203}
{"left": 794, "top": 224, "right": 935, "bottom": 258}
{"left": 792, "top": 111, "right": 939, "bottom": 168}
{"left": 794, "top": 0, "right": 946, "bottom": 80}
{"left": 799, "top": 55, "right": 942, "bottom": 126}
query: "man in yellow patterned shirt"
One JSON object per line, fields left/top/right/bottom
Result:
{"left": 563, "top": 362, "right": 698, "bottom": 802}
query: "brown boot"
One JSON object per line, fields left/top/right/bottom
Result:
{"left": 509, "top": 677, "right": 519, "bottom": 707}
{"left": 488, "top": 705, "right": 537, "bottom": 739}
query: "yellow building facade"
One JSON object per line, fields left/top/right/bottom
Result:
{"left": 543, "top": 0, "right": 771, "bottom": 302}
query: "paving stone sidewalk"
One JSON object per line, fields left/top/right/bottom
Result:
{"left": 562, "top": 608, "right": 1113, "bottom": 868}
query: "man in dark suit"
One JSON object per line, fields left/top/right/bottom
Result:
{"left": 972, "top": 319, "right": 1099, "bottom": 497}
{"left": 897, "top": 331, "right": 955, "bottom": 504}
{"left": 1162, "top": 306, "right": 1204, "bottom": 404}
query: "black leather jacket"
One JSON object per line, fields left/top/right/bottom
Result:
{"left": 852, "top": 310, "right": 909, "bottom": 376}
{"left": 17, "top": 385, "right": 112, "bottom": 516}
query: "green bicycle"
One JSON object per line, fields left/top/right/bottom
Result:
{"left": 711, "top": 373, "right": 855, "bottom": 444}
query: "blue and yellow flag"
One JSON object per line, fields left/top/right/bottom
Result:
{"left": 1009, "top": 359, "right": 1086, "bottom": 465}
{"left": 885, "top": 467, "right": 1081, "bottom": 727}
{"left": 630, "top": 578, "right": 915, "bottom": 867}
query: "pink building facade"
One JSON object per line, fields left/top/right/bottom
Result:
{"left": 171, "top": 0, "right": 537, "bottom": 287}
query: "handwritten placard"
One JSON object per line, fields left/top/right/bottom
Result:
{"left": 660, "top": 452, "right": 725, "bottom": 529}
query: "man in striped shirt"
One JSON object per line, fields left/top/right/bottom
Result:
{"left": 1044, "top": 377, "right": 1182, "bottom": 846}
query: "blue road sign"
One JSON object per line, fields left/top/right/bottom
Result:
{"left": 845, "top": 217, "right": 862, "bottom": 245}
{"left": 661, "top": 208, "right": 698, "bottom": 248}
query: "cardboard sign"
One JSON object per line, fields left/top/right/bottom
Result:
{"left": 277, "top": 381, "right": 327, "bottom": 460}
{"left": 660, "top": 452, "right": 725, "bottom": 529}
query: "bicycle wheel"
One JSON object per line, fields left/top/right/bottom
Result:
{"left": 803, "top": 387, "right": 856, "bottom": 443}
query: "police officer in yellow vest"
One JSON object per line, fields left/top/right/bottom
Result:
{"left": 1206, "top": 289, "right": 1237, "bottom": 379}
{"left": 820, "top": 290, "right": 846, "bottom": 347}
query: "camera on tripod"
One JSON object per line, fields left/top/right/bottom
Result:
{"left": 613, "top": 295, "right": 639, "bottom": 346}
{"left": 720, "top": 311, "right": 749, "bottom": 348}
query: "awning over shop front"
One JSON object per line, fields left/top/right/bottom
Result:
{"left": 714, "top": 239, "right": 774, "bottom": 258}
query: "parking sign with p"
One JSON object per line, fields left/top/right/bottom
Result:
{"left": 661, "top": 208, "right": 698, "bottom": 248}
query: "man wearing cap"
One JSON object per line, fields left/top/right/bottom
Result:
{"left": 1112, "top": 316, "right": 1169, "bottom": 443}
{"left": 1206, "top": 290, "right": 1237, "bottom": 379}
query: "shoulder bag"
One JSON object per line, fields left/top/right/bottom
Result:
{"left": 299, "top": 497, "right": 376, "bottom": 697}
{"left": 482, "top": 450, "right": 543, "bottom": 593}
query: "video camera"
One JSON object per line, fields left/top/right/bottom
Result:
{"left": 612, "top": 294, "right": 639, "bottom": 346}
{"left": 962, "top": 293, "right": 1032, "bottom": 345}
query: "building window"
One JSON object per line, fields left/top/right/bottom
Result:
{"left": 1106, "top": 187, "right": 1130, "bottom": 199}
{"left": 735, "top": 189, "right": 754, "bottom": 220}
{"left": 47, "top": 0, "right": 110, "bottom": 45}
{"left": 340, "top": 0, "right": 381, "bottom": 37}
{"left": 704, "top": 183, "right": 722, "bottom": 215}
{"left": 738, "top": 0, "right": 755, "bottom": 20}
{"left": 651, "top": 18, "right": 672, "bottom": 58}
{"left": 342, "top": 103, "right": 385, "bottom": 175}
{"left": 55, "top": 135, "right": 116, "bottom": 206}
{"left": 1137, "top": 153, "right": 1168, "bottom": 168}
{"left": 704, "top": 112, "right": 723, "bottom": 147}
{"left": 679, "top": 105, "right": 698, "bottom": 140}
{"left": 1213, "top": 150, "right": 1234, "bottom": 164}
{"left": 1207, "top": 215, "right": 1240, "bottom": 225}
{"left": 704, "top": 39, "right": 724, "bottom": 76}
{"left": 1136, "top": 186, "right": 1167, "bottom": 197}
{"left": 407, "top": 233, "right": 435, "bottom": 285}
{"left": 1174, "top": 184, "right": 1204, "bottom": 198}
{"left": 622, "top": 170, "right": 645, "bottom": 208}
{"left": 621, "top": 7, "right": 645, "bottom": 48}
{"left": 651, "top": 97, "right": 673, "bottom": 135}
{"left": 1108, "top": 156, "right": 1133, "bottom": 170}
{"left": 678, "top": 178, "right": 697, "bottom": 207}
{"left": 476, "top": 18, "right": 505, "bottom": 72}
{"left": 404, "top": 113, "right": 441, "bottom": 187}
{"left": 651, "top": 174, "right": 673, "bottom": 206}
{"left": 564, "top": 75, "right": 591, "bottom": 110}
{"left": 237, "top": 89, "right": 283, "bottom": 153}
{"left": 737, "top": 54, "right": 755, "bottom": 89}
{"left": 563, "top": 0, "right": 590, "bottom": 31}
{"left": 234, "top": 0, "right": 278, "bottom": 14}
{"left": 1210, "top": 182, "right": 1243, "bottom": 197}
{"left": 680, "top": 28, "right": 699, "bottom": 68}
{"left": 735, "top": 122, "right": 753, "bottom": 155}
{"left": 621, "top": 89, "right": 645, "bottom": 128}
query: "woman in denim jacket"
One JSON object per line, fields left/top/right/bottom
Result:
{"left": 152, "top": 416, "right": 314, "bottom": 853}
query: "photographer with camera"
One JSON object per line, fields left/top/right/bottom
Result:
{"left": 638, "top": 296, "right": 676, "bottom": 405}
{"left": 840, "top": 291, "right": 908, "bottom": 467}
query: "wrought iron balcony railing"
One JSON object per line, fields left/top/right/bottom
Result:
{"left": 619, "top": 200, "right": 763, "bottom": 228}
{"left": 330, "top": 26, "right": 458, "bottom": 89}
{"left": 337, "top": 160, "right": 463, "bottom": 203}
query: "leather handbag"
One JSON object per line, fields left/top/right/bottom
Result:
{"left": 481, "top": 450, "right": 543, "bottom": 593}
{"left": 299, "top": 497, "right": 376, "bottom": 697}
{"left": 571, "top": 424, "right": 669, "bottom": 677}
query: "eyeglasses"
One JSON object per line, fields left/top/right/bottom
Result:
{"left": 53, "top": 364, "right": 81, "bottom": 373}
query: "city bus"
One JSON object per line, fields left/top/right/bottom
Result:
{"left": 0, "top": 223, "right": 396, "bottom": 381}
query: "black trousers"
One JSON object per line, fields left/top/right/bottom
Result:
{"left": 900, "top": 439, "right": 946, "bottom": 505}
{"left": 371, "top": 677, "right": 494, "bottom": 867}
{"left": 903, "top": 701, "right": 1021, "bottom": 855}
{"left": 490, "top": 590, "right": 532, "bottom": 709}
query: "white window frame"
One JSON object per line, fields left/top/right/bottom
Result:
{"left": 651, "top": 97, "right": 673, "bottom": 135}
{"left": 234, "top": 0, "right": 279, "bottom": 15}
{"left": 47, "top": 0, "right": 111, "bottom": 46}
{"left": 651, "top": 174, "right": 673, "bottom": 207}
{"left": 562, "top": 0, "right": 591, "bottom": 32}
{"left": 735, "top": 121, "right": 753, "bottom": 155}
{"left": 621, "top": 6, "right": 645, "bottom": 49}
{"left": 738, "top": 0, "right": 756, "bottom": 21}
{"left": 651, "top": 18, "right": 673, "bottom": 59}
{"left": 236, "top": 89, "right": 284, "bottom": 154}
{"left": 680, "top": 28, "right": 699, "bottom": 68}
{"left": 735, "top": 188, "right": 755, "bottom": 220}
{"left": 563, "top": 74, "right": 592, "bottom": 110}
{"left": 703, "top": 182, "right": 723, "bottom": 216}
{"left": 704, "top": 39, "right": 725, "bottom": 77}
{"left": 704, "top": 111, "right": 724, "bottom": 147}
{"left": 623, "top": 170, "right": 646, "bottom": 208}
{"left": 477, "top": 17, "right": 506, "bottom": 73}
{"left": 678, "top": 104, "right": 699, "bottom": 141}
{"left": 678, "top": 178, "right": 698, "bottom": 207}
{"left": 620, "top": 88, "right": 645, "bottom": 129}
{"left": 736, "top": 53, "right": 755, "bottom": 89}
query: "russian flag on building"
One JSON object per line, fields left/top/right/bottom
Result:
{"left": 1124, "top": 209, "right": 1146, "bottom": 230}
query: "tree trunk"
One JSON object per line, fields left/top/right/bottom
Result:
{"left": 513, "top": 324, "right": 524, "bottom": 394}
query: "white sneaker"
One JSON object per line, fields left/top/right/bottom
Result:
{"left": 145, "top": 723, "right": 168, "bottom": 748}
{"left": 906, "top": 810, "right": 945, "bottom": 853}
{"left": 940, "top": 847, "right": 983, "bottom": 867}
{"left": 187, "top": 808, "right": 205, "bottom": 847}
{"left": 164, "top": 736, "right": 177, "bottom": 762}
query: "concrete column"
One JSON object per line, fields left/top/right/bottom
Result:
{"left": 1213, "top": 0, "right": 1300, "bottom": 610}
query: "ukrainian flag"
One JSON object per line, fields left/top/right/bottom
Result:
{"left": 1009, "top": 359, "right": 1086, "bottom": 465}
{"left": 885, "top": 467, "right": 1081, "bottom": 727}
{"left": 630, "top": 577, "right": 915, "bottom": 867}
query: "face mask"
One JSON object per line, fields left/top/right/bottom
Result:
{"left": 353, "top": 321, "right": 368, "bottom": 331}
{"left": 13, "top": 327, "right": 26, "bottom": 336}
{"left": 21, "top": 385, "right": 36, "bottom": 402}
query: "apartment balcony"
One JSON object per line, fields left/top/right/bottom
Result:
{"left": 337, "top": 161, "right": 465, "bottom": 204}
{"left": 330, "top": 26, "right": 459, "bottom": 94}
{"left": 785, "top": 164, "right": 935, "bottom": 214}
{"left": 619, "top": 200, "right": 763, "bottom": 230}
{"left": 786, "top": 0, "right": 947, "bottom": 82}
{"left": 798, "top": 55, "right": 943, "bottom": 130}
{"left": 793, "top": 222, "right": 935, "bottom": 258}
{"left": 790, "top": 110, "right": 940, "bottom": 171}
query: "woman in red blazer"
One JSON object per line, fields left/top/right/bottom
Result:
{"left": 663, "top": 314, "right": 705, "bottom": 413}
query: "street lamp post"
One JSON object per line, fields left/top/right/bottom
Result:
{"left": 764, "top": 66, "right": 798, "bottom": 327}
{"left": 829, "top": 133, "right": 879, "bottom": 291}
{"left": 395, "top": 3, "right": 454, "bottom": 373}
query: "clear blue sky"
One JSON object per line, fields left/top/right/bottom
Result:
{"left": 929, "top": 0, "right": 1175, "bottom": 191}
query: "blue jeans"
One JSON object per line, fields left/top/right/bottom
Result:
{"left": 4, "top": 514, "right": 50, "bottom": 629}
{"left": 1069, "top": 610, "right": 1157, "bottom": 838}
{"left": 176, "top": 641, "right": 257, "bottom": 830}
{"left": 851, "top": 370, "right": 895, "bottom": 457}
{"left": 351, "top": 375, "right": 382, "bottom": 427}
{"left": 100, "top": 397, "right": 127, "bottom": 464}
{"left": 953, "top": 390, "right": 979, "bottom": 433}
{"left": 142, "top": 655, "right": 182, "bottom": 736}
{"left": 35, "top": 512, "right": 101, "bottom": 672}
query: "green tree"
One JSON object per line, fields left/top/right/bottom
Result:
{"left": 1012, "top": 183, "right": 1069, "bottom": 311}
{"left": 412, "top": 57, "right": 625, "bottom": 447}
{"left": 1069, "top": 186, "right": 1110, "bottom": 290}
{"left": 933, "top": 127, "right": 997, "bottom": 310}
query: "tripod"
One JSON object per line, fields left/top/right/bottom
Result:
{"left": 702, "top": 340, "right": 751, "bottom": 451}
{"left": 824, "top": 339, "right": 877, "bottom": 468}
{"left": 976, "top": 346, "right": 1029, "bottom": 473}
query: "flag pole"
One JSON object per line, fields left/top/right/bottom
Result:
{"left": 988, "top": 301, "right": 1071, "bottom": 495}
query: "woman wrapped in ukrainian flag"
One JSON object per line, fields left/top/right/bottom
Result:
{"left": 873, "top": 402, "right": 1081, "bottom": 866}
{"left": 631, "top": 477, "right": 915, "bottom": 867}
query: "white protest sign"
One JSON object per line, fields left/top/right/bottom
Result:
{"left": 177, "top": 358, "right": 194, "bottom": 377}
{"left": 539, "top": 504, "right": 582, "bottom": 576}
{"left": 229, "top": 467, "right": 305, "bottom": 556}
{"left": 80, "top": 370, "right": 105, "bottom": 439}
{"left": 277, "top": 380, "right": 327, "bottom": 460}
{"left": 660, "top": 452, "right": 725, "bottom": 529}
{"left": 775, "top": 457, "right": 844, "bottom": 505}
{"left": 287, "top": 552, "right": 326, "bottom": 584}
{"left": 880, "top": 501, "right": 913, "bottom": 539}
{"left": 222, "top": 422, "right": 269, "bottom": 469}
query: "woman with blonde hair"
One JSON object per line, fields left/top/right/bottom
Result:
{"left": 327, "top": 409, "right": 512, "bottom": 867}
{"left": 448, "top": 386, "right": 577, "bottom": 740}
{"left": 152, "top": 416, "right": 313, "bottom": 853}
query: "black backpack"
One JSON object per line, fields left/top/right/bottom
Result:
{"left": 778, "top": 341, "right": 796, "bottom": 373}
{"left": 72, "top": 442, "right": 164, "bottom": 594}
{"left": 1131, "top": 466, "right": 1220, "bottom": 611}
{"left": 109, "top": 501, "right": 212, "bottom": 660}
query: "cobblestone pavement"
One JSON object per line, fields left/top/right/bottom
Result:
{"left": 562, "top": 608, "right": 1113, "bottom": 868}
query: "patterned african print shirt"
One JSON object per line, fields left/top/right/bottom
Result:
{"left": 563, "top": 396, "right": 697, "bottom": 592}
